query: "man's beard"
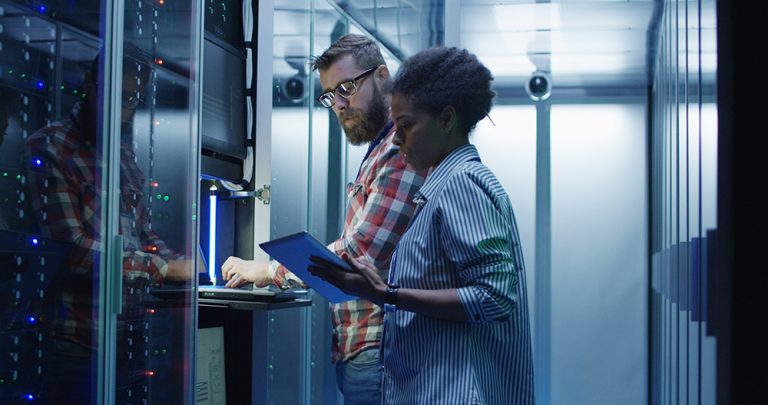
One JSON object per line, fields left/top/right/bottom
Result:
{"left": 339, "top": 84, "right": 388, "bottom": 146}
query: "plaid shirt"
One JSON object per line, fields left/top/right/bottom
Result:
{"left": 25, "top": 102, "right": 179, "bottom": 348}
{"left": 275, "top": 122, "right": 427, "bottom": 362}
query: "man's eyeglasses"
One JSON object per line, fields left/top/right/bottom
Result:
{"left": 122, "top": 91, "right": 145, "bottom": 109}
{"left": 316, "top": 67, "right": 377, "bottom": 108}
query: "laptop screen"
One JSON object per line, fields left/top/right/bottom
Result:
{"left": 198, "top": 246, "right": 213, "bottom": 285}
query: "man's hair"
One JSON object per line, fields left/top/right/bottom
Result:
{"left": 312, "top": 34, "right": 385, "bottom": 72}
{"left": 391, "top": 47, "right": 495, "bottom": 135}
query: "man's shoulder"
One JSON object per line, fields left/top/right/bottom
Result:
{"left": 26, "top": 118, "right": 79, "bottom": 150}
{"left": 366, "top": 142, "right": 427, "bottom": 187}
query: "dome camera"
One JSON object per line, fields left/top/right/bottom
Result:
{"left": 281, "top": 74, "right": 306, "bottom": 102}
{"left": 525, "top": 71, "right": 551, "bottom": 102}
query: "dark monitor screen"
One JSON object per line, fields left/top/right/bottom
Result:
{"left": 201, "top": 37, "right": 247, "bottom": 161}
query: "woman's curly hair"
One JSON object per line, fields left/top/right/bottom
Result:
{"left": 391, "top": 47, "right": 494, "bottom": 135}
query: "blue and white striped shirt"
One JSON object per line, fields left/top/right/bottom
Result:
{"left": 381, "top": 144, "right": 534, "bottom": 404}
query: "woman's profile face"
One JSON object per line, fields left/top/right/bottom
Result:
{"left": 390, "top": 93, "right": 448, "bottom": 170}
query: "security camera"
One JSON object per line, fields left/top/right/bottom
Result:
{"left": 525, "top": 71, "right": 551, "bottom": 102}
{"left": 281, "top": 74, "right": 306, "bottom": 102}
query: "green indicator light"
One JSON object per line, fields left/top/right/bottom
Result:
{"left": 8, "top": 70, "right": 13, "bottom": 75}
{"left": 2, "top": 172, "right": 8, "bottom": 176}
{"left": 153, "top": 349, "right": 159, "bottom": 355}
{"left": 60, "top": 85, "right": 65, "bottom": 90}
{"left": 191, "top": 214, "right": 197, "bottom": 221}
{"left": 156, "top": 194, "right": 162, "bottom": 200}
{"left": 16, "top": 174, "right": 21, "bottom": 180}
{"left": 163, "top": 195, "right": 169, "bottom": 201}
{"left": 161, "top": 349, "right": 167, "bottom": 355}
{"left": 20, "top": 73, "right": 27, "bottom": 79}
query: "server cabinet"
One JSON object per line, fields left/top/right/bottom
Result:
{"left": 0, "top": 1, "right": 202, "bottom": 403}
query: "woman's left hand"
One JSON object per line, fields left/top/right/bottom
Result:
{"left": 308, "top": 253, "right": 388, "bottom": 305}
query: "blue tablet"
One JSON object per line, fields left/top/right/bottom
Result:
{"left": 259, "top": 231, "right": 357, "bottom": 303}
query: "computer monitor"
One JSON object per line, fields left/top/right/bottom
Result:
{"left": 200, "top": 36, "right": 247, "bottom": 181}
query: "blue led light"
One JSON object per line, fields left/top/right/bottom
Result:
{"left": 25, "top": 393, "right": 35, "bottom": 401}
{"left": 27, "top": 315, "right": 37, "bottom": 324}
{"left": 36, "top": 80, "right": 45, "bottom": 90}
{"left": 33, "top": 158, "right": 43, "bottom": 167}
{"left": 38, "top": 5, "right": 47, "bottom": 14}
{"left": 208, "top": 185, "right": 218, "bottom": 284}
{"left": 31, "top": 237, "right": 39, "bottom": 246}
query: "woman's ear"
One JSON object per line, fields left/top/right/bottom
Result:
{"left": 440, "top": 105, "right": 457, "bottom": 135}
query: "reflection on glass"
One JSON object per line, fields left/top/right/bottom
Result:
{"left": 1, "top": 2, "right": 103, "bottom": 403}
{"left": 115, "top": 1, "right": 198, "bottom": 403}
{"left": 1, "top": 1, "right": 198, "bottom": 403}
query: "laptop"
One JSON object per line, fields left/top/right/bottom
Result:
{"left": 198, "top": 284, "right": 309, "bottom": 302}
{"left": 196, "top": 247, "right": 308, "bottom": 302}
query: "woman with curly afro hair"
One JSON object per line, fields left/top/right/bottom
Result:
{"left": 310, "top": 47, "right": 534, "bottom": 404}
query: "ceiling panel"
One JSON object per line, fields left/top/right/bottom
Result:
{"left": 273, "top": 0, "right": 717, "bottom": 94}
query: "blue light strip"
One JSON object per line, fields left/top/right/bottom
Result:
{"left": 208, "top": 185, "right": 218, "bottom": 285}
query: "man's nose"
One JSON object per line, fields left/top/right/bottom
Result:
{"left": 332, "top": 95, "right": 349, "bottom": 112}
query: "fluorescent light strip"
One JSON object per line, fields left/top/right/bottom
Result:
{"left": 208, "top": 184, "right": 218, "bottom": 285}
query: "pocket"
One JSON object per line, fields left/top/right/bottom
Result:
{"left": 349, "top": 347, "right": 380, "bottom": 368}
{"left": 346, "top": 183, "right": 365, "bottom": 199}
{"left": 345, "top": 183, "right": 367, "bottom": 214}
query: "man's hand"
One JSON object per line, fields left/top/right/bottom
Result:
{"left": 221, "top": 257, "right": 272, "bottom": 288}
{"left": 165, "top": 259, "right": 194, "bottom": 282}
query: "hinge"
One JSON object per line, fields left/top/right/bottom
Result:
{"left": 254, "top": 184, "right": 270, "bottom": 205}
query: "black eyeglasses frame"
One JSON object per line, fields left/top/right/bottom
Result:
{"left": 316, "top": 67, "right": 377, "bottom": 108}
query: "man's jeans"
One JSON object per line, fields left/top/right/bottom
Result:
{"left": 336, "top": 347, "right": 382, "bottom": 405}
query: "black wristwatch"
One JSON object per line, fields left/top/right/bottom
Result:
{"left": 384, "top": 284, "right": 399, "bottom": 312}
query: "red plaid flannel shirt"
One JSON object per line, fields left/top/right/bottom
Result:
{"left": 275, "top": 122, "right": 427, "bottom": 362}
{"left": 25, "top": 103, "right": 180, "bottom": 349}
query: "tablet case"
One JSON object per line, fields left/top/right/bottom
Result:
{"left": 259, "top": 231, "right": 357, "bottom": 303}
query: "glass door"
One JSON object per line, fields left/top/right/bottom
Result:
{"left": 0, "top": 0, "right": 201, "bottom": 403}
{"left": 112, "top": 0, "right": 201, "bottom": 404}
{"left": 1, "top": 1, "right": 107, "bottom": 403}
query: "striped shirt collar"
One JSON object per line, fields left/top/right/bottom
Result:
{"left": 414, "top": 143, "right": 480, "bottom": 204}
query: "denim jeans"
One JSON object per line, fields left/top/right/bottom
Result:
{"left": 336, "top": 347, "right": 382, "bottom": 405}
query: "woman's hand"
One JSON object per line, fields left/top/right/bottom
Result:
{"left": 308, "top": 253, "right": 388, "bottom": 305}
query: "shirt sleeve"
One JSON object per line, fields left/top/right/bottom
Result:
{"left": 270, "top": 141, "right": 426, "bottom": 288}
{"left": 273, "top": 261, "right": 306, "bottom": 289}
{"left": 131, "top": 199, "right": 182, "bottom": 284}
{"left": 26, "top": 135, "right": 100, "bottom": 277}
{"left": 26, "top": 132, "right": 179, "bottom": 284}
{"left": 437, "top": 168, "right": 520, "bottom": 323}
